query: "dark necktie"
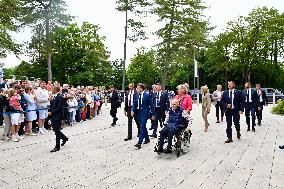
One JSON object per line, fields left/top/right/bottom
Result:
{"left": 247, "top": 89, "right": 249, "bottom": 102}
{"left": 156, "top": 92, "right": 159, "bottom": 107}
{"left": 230, "top": 90, "right": 233, "bottom": 103}
{"left": 138, "top": 94, "right": 142, "bottom": 109}
{"left": 129, "top": 90, "right": 132, "bottom": 107}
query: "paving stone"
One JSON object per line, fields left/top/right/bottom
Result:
{"left": 0, "top": 104, "right": 283, "bottom": 189}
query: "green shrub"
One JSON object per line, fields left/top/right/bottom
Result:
{"left": 272, "top": 100, "right": 284, "bottom": 115}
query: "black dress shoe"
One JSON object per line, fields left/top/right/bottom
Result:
{"left": 216, "top": 120, "right": 220, "bottom": 123}
{"left": 163, "top": 148, "right": 172, "bottom": 154}
{"left": 149, "top": 128, "right": 153, "bottom": 130}
{"left": 134, "top": 144, "right": 141, "bottom": 149}
{"left": 279, "top": 145, "right": 284, "bottom": 149}
{"left": 124, "top": 137, "right": 132, "bottom": 141}
{"left": 224, "top": 139, "right": 233, "bottom": 143}
{"left": 247, "top": 128, "right": 250, "bottom": 131}
{"left": 258, "top": 122, "right": 261, "bottom": 126}
{"left": 252, "top": 128, "right": 255, "bottom": 132}
{"left": 111, "top": 123, "right": 116, "bottom": 126}
{"left": 143, "top": 139, "right": 150, "bottom": 144}
{"left": 237, "top": 132, "right": 241, "bottom": 139}
{"left": 150, "top": 134, "right": 157, "bottom": 138}
{"left": 50, "top": 148, "right": 60, "bottom": 153}
{"left": 61, "top": 138, "right": 69, "bottom": 146}
{"left": 154, "top": 147, "right": 163, "bottom": 153}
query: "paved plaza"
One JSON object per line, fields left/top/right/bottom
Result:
{"left": 0, "top": 104, "right": 283, "bottom": 189}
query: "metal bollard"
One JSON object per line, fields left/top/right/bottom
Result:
{"left": 273, "top": 92, "right": 276, "bottom": 106}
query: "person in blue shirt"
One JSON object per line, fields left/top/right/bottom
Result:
{"left": 221, "top": 80, "right": 244, "bottom": 143}
{"left": 155, "top": 99, "right": 185, "bottom": 154}
{"left": 131, "top": 83, "right": 154, "bottom": 149}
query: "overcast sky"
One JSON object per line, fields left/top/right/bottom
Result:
{"left": 1, "top": 0, "right": 283, "bottom": 68}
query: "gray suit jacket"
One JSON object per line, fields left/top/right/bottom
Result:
{"left": 212, "top": 90, "right": 223, "bottom": 105}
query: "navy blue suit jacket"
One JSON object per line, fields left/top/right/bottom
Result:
{"left": 131, "top": 91, "right": 155, "bottom": 118}
{"left": 50, "top": 94, "right": 64, "bottom": 121}
{"left": 221, "top": 90, "right": 244, "bottom": 112}
{"left": 152, "top": 91, "right": 170, "bottom": 112}
{"left": 242, "top": 89, "right": 259, "bottom": 108}
{"left": 124, "top": 90, "right": 138, "bottom": 111}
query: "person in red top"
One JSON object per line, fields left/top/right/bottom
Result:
{"left": 46, "top": 80, "right": 53, "bottom": 91}
{"left": 174, "top": 84, "right": 192, "bottom": 114}
{"left": 173, "top": 84, "right": 193, "bottom": 139}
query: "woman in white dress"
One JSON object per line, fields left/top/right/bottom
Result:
{"left": 23, "top": 87, "right": 37, "bottom": 136}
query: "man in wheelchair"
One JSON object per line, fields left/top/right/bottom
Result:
{"left": 155, "top": 99, "right": 190, "bottom": 154}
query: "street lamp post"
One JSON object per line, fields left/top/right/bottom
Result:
{"left": 0, "top": 62, "right": 5, "bottom": 84}
{"left": 122, "top": 0, "right": 128, "bottom": 91}
{"left": 193, "top": 46, "right": 199, "bottom": 105}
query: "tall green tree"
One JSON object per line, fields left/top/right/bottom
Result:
{"left": 0, "top": 0, "right": 26, "bottom": 57}
{"left": 22, "top": 0, "right": 72, "bottom": 81}
{"left": 127, "top": 49, "right": 161, "bottom": 88}
{"left": 154, "top": 0, "right": 210, "bottom": 89}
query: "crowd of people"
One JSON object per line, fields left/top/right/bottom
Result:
{"left": 0, "top": 79, "right": 111, "bottom": 143}
{"left": 1, "top": 78, "right": 283, "bottom": 152}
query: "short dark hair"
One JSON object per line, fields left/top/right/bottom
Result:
{"left": 155, "top": 83, "right": 161, "bottom": 86}
{"left": 25, "top": 86, "right": 32, "bottom": 93}
{"left": 246, "top": 82, "right": 252, "bottom": 86}
{"left": 137, "top": 83, "right": 145, "bottom": 90}
{"left": 228, "top": 80, "right": 236, "bottom": 85}
{"left": 53, "top": 86, "right": 60, "bottom": 93}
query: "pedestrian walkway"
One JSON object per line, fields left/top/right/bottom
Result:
{"left": 0, "top": 104, "right": 283, "bottom": 189}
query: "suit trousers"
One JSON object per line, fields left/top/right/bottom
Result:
{"left": 152, "top": 107, "right": 165, "bottom": 136}
{"left": 127, "top": 108, "right": 140, "bottom": 138}
{"left": 215, "top": 101, "right": 224, "bottom": 121}
{"left": 137, "top": 110, "right": 149, "bottom": 144}
{"left": 0, "top": 107, "right": 3, "bottom": 126}
{"left": 225, "top": 109, "right": 240, "bottom": 140}
{"left": 256, "top": 105, "right": 263, "bottom": 124}
{"left": 52, "top": 119, "right": 68, "bottom": 149}
{"left": 110, "top": 107, "right": 118, "bottom": 124}
{"left": 245, "top": 103, "right": 256, "bottom": 129}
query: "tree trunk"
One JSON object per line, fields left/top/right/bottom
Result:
{"left": 45, "top": 12, "right": 52, "bottom": 81}
{"left": 161, "top": 2, "right": 175, "bottom": 90}
{"left": 273, "top": 39, "right": 278, "bottom": 64}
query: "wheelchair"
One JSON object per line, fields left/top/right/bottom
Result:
{"left": 154, "top": 118, "right": 192, "bottom": 158}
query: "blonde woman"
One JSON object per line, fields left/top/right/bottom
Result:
{"left": 201, "top": 85, "right": 211, "bottom": 132}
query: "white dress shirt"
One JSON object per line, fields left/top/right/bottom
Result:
{"left": 246, "top": 88, "right": 252, "bottom": 103}
{"left": 229, "top": 89, "right": 235, "bottom": 109}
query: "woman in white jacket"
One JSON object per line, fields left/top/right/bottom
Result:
{"left": 67, "top": 92, "right": 78, "bottom": 126}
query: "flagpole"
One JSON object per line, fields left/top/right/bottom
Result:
{"left": 193, "top": 47, "right": 196, "bottom": 104}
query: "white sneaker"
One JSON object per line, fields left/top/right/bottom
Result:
{"left": 30, "top": 133, "right": 37, "bottom": 136}
{"left": 16, "top": 135, "right": 24, "bottom": 140}
{"left": 12, "top": 135, "right": 19, "bottom": 142}
{"left": 39, "top": 130, "right": 45, "bottom": 134}
{"left": 42, "top": 128, "right": 47, "bottom": 132}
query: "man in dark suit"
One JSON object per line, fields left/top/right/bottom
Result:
{"left": 255, "top": 83, "right": 268, "bottom": 126}
{"left": 131, "top": 83, "right": 154, "bottom": 149}
{"left": 49, "top": 86, "right": 69, "bottom": 153}
{"left": 109, "top": 85, "right": 119, "bottom": 126}
{"left": 124, "top": 83, "right": 140, "bottom": 141}
{"left": 221, "top": 80, "right": 244, "bottom": 143}
{"left": 243, "top": 82, "right": 258, "bottom": 132}
{"left": 150, "top": 83, "right": 170, "bottom": 138}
